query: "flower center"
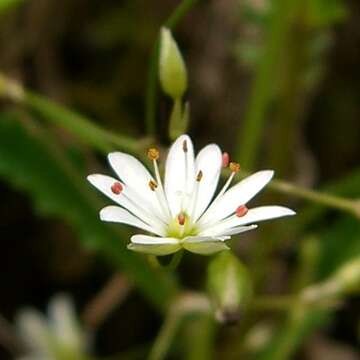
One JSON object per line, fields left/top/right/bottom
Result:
{"left": 166, "top": 213, "right": 198, "bottom": 239}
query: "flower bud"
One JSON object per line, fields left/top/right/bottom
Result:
{"left": 207, "top": 252, "right": 252, "bottom": 324}
{"left": 159, "top": 27, "right": 188, "bottom": 99}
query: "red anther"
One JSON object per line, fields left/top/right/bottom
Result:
{"left": 222, "top": 152, "right": 230, "bottom": 168}
{"left": 236, "top": 205, "right": 248, "bottom": 218}
{"left": 111, "top": 182, "right": 123, "bottom": 194}
{"left": 178, "top": 213, "right": 186, "bottom": 226}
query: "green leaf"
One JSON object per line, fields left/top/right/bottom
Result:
{"left": 0, "top": 112, "right": 177, "bottom": 309}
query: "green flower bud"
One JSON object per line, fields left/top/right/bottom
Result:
{"left": 207, "top": 252, "right": 252, "bottom": 324}
{"left": 159, "top": 27, "right": 188, "bottom": 99}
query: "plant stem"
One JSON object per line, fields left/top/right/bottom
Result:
{"left": 149, "top": 292, "right": 211, "bottom": 360}
{"left": 145, "top": 0, "right": 199, "bottom": 136}
{"left": 167, "top": 250, "right": 184, "bottom": 271}
{"left": 235, "top": 0, "right": 297, "bottom": 170}
{"left": 235, "top": 170, "right": 359, "bottom": 218}
{"left": 269, "top": 177, "right": 358, "bottom": 217}
{"left": 0, "top": 73, "right": 142, "bottom": 154}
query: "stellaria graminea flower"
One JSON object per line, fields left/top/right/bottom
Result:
{"left": 15, "top": 294, "right": 89, "bottom": 360}
{"left": 87, "top": 135, "right": 295, "bottom": 256}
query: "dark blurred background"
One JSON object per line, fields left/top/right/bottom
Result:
{"left": 0, "top": 0, "right": 359, "bottom": 359}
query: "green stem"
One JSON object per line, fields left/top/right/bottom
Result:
{"left": 149, "top": 293, "right": 211, "bottom": 360}
{"left": 235, "top": 170, "right": 359, "bottom": 218}
{"left": 145, "top": 0, "right": 199, "bottom": 135}
{"left": 269, "top": 177, "right": 358, "bottom": 217}
{"left": 25, "top": 91, "right": 140, "bottom": 153}
{"left": 0, "top": 73, "right": 142, "bottom": 154}
{"left": 167, "top": 250, "right": 184, "bottom": 271}
{"left": 236, "top": 0, "right": 297, "bottom": 170}
{"left": 148, "top": 308, "right": 181, "bottom": 360}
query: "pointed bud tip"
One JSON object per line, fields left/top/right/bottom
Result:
{"left": 159, "top": 27, "right": 187, "bottom": 99}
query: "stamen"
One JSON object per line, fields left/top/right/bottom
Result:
{"left": 236, "top": 205, "right": 248, "bottom": 217}
{"left": 189, "top": 170, "right": 202, "bottom": 220}
{"left": 222, "top": 152, "right": 230, "bottom": 168}
{"left": 152, "top": 158, "right": 172, "bottom": 219}
{"left": 182, "top": 140, "right": 188, "bottom": 153}
{"left": 178, "top": 213, "right": 186, "bottom": 226}
{"left": 229, "top": 162, "right": 240, "bottom": 173}
{"left": 196, "top": 170, "right": 203, "bottom": 182}
{"left": 147, "top": 147, "right": 160, "bottom": 161}
{"left": 181, "top": 139, "right": 189, "bottom": 211}
{"left": 111, "top": 182, "right": 123, "bottom": 194}
{"left": 148, "top": 180, "right": 158, "bottom": 191}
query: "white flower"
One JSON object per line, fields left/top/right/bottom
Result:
{"left": 87, "top": 134, "right": 295, "bottom": 256}
{"left": 15, "top": 294, "right": 89, "bottom": 360}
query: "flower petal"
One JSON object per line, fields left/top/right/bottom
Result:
{"left": 202, "top": 206, "right": 295, "bottom": 236}
{"left": 192, "top": 144, "right": 222, "bottom": 220}
{"left": 100, "top": 206, "right": 163, "bottom": 236}
{"left": 108, "top": 152, "right": 166, "bottom": 220}
{"left": 129, "top": 235, "right": 181, "bottom": 256}
{"left": 47, "top": 295, "right": 84, "bottom": 352}
{"left": 201, "top": 224, "right": 258, "bottom": 237}
{"left": 181, "top": 236, "right": 230, "bottom": 255}
{"left": 87, "top": 174, "right": 165, "bottom": 234}
{"left": 164, "top": 134, "right": 195, "bottom": 217}
{"left": 15, "top": 309, "right": 52, "bottom": 355}
{"left": 199, "top": 170, "right": 274, "bottom": 225}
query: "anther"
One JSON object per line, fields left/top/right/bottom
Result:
{"left": 196, "top": 170, "right": 203, "bottom": 182}
{"left": 147, "top": 147, "right": 159, "bottom": 161}
{"left": 229, "top": 162, "right": 240, "bottom": 173}
{"left": 178, "top": 213, "right": 186, "bottom": 226}
{"left": 148, "top": 180, "right": 158, "bottom": 191}
{"left": 222, "top": 152, "right": 230, "bottom": 168}
{"left": 236, "top": 205, "right": 248, "bottom": 217}
{"left": 111, "top": 182, "right": 123, "bottom": 195}
{"left": 182, "top": 140, "right": 188, "bottom": 153}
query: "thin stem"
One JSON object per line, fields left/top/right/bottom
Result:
{"left": 234, "top": 170, "right": 359, "bottom": 218}
{"left": 145, "top": 0, "right": 199, "bottom": 135}
{"left": 166, "top": 250, "right": 184, "bottom": 271}
{"left": 235, "top": 0, "right": 296, "bottom": 170}
{"left": 148, "top": 251, "right": 184, "bottom": 272}
{"left": 148, "top": 308, "right": 181, "bottom": 360}
{"left": 0, "top": 73, "right": 143, "bottom": 154}
{"left": 149, "top": 292, "right": 211, "bottom": 360}
{"left": 269, "top": 177, "right": 358, "bottom": 217}
{"left": 82, "top": 273, "right": 133, "bottom": 331}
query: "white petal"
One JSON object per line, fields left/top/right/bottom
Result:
{"left": 129, "top": 235, "right": 181, "bottom": 255}
{"left": 199, "top": 170, "right": 274, "bottom": 225}
{"left": 205, "top": 224, "right": 258, "bottom": 237}
{"left": 87, "top": 174, "right": 165, "bottom": 234}
{"left": 181, "top": 236, "right": 230, "bottom": 255}
{"left": 192, "top": 144, "right": 222, "bottom": 220}
{"left": 100, "top": 206, "right": 163, "bottom": 236}
{"left": 15, "top": 309, "right": 52, "bottom": 355}
{"left": 164, "top": 134, "right": 195, "bottom": 217}
{"left": 108, "top": 152, "right": 166, "bottom": 220}
{"left": 48, "top": 295, "right": 84, "bottom": 352}
{"left": 202, "top": 206, "right": 295, "bottom": 236}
